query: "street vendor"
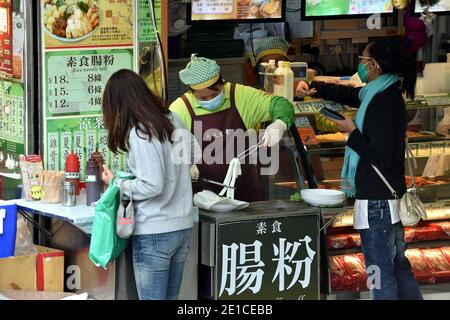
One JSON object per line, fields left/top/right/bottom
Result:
{"left": 169, "top": 54, "right": 295, "bottom": 202}
{"left": 254, "top": 36, "right": 291, "bottom": 65}
{"left": 252, "top": 36, "right": 291, "bottom": 87}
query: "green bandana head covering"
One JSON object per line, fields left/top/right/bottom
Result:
{"left": 255, "top": 36, "right": 290, "bottom": 64}
{"left": 179, "top": 54, "right": 221, "bottom": 90}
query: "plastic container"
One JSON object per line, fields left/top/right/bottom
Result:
{"left": 327, "top": 234, "right": 350, "bottom": 249}
{"left": 273, "top": 61, "right": 285, "bottom": 97}
{"left": 405, "top": 248, "right": 436, "bottom": 284}
{"left": 404, "top": 227, "right": 415, "bottom": 243}
{"left": 91, "top": 149, "right": 105, "bottom": 193}
{"left": 0, "top": 203, "right": 17, "bottom": 258}
{"left": 86, "top": 158, "right": 101, "bottom": 206}
{"left": 441, "top": 247, "right": 450, "bottom": 264}
{"left": 421, "top": 249, "right": 450, "bottom": 282}
{"left": 428, "top": 222, "right": 450, "bottom": 240}
{"left": 329, "top": 256, "right": 349, "bottom": 292}
{"left": 412, "top": 225, "right": 441, "bottom": 241}
{"left": 348, "top": 233, "right": 362, "bottom": 247}
{"left": 282, "top": 61, "right": 294, "bottom": 102}
{"left": 340, "top": 254, "right": 367, "bottom": 291}
{"left": 263, "top": 59, "right": 277, "bottom": 94}
{"left": 64, "top": 152, "right": 80, "bottom": 196}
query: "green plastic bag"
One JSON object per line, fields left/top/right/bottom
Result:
{"left": 89, "top": 172, "right": 134, "bottom": 269}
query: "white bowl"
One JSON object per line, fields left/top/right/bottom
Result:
{"left": 301, "top": 189, "right": 346, "bottom": 207}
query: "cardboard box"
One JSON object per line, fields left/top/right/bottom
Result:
{"left": 0, "top": 245, "right": 64, "bottom": 292}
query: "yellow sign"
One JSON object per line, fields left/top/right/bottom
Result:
{"left": 42, "top": 0, "right": 134, "bottom": 49}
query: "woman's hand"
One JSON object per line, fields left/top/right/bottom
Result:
{"left": 295, "top": 81, "right": 317, "bottom": 99}
{"left": 102, "top": 165, "right": 114, "bottom": 185}
{"left": 333, "top": 115, "right": 357, "bottom": 133}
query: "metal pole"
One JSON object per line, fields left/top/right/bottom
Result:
{"left": 289, "top": 124, "right": 318, "bottom": 189}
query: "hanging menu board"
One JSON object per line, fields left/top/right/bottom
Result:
{"left": 41, "top": 0, "right": 137, "bottom": 178}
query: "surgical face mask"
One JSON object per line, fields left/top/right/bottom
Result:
{"left": 358, "top": 56, "right": 378, "bottom": 83}
{"left": 197, "top": 90, "right": 225, "bottom": 111}
{"left": 358, "top": 63, "right": 369, "bottom": 83}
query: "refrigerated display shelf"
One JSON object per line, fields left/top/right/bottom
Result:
{"left": 328, "top": 240, "right": 450, "bottom": 256}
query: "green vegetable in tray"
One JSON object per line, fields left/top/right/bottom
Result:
{"left": 78, "top": 1, "right": 89, "bottom": 13}
{"left": 64, "top": 5, "right": 74, "bottom": 20}
{"left": 56, "top": 0, "right": 65, "bottom": 8}
{"left": 290, "top": 192, "right": 303, "bottom": 202}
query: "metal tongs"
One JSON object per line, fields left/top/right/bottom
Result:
{"left": 198, "top": 178, "right": 235, "bottom": 190}
{"left": 192, "top": 141, "right": 263, "bottom": 191}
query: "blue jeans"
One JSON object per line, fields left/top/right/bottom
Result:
{"left": 132, "top": 228, "right": 193, "bottom": 300}
{"left": 359, "top": 200, "right": 423, "bottom": 300}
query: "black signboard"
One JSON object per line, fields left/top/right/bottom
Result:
{"left": 217, "top": 214, "right": 320, "bottom": 300}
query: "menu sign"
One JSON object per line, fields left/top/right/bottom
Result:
{"left": 42, "top": 0, "right": 134, "bottom": 49}
{"left": 0, "top": 0, "right": 12, "bottom": 80}
{"left": 45, "top": 49, "right": 133, "bottom": 116}
{"left": 41, "top": 0, "right": 137, "bottom": 177}
{"left": 191, "top": 0, "right": 283, "bottom": 21}
{"left": 0, "top": 80, "right": 25, "bottom": 198}
{"left": 46, "top": 116, "right": 127, "bottom": 177}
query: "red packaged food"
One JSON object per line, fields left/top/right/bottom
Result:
{"left": 327, "top": 235, "right": 350, "bottom": 249}
{"left": 340, "top": 254, "right": 367, "bottom": 291}
{"left": 405, "top": 249, "right": 435, "bottom": 284}
{"left": 356, "top": 253, "right": 365, "bottom": 264}
{"left": 421, "top": 249, "right": 450, "bottom": 282}
{"left": 428, "top": 222, "right": 450, "bottom": 240}
{"left": 329, "top": 256, "right": 350, "bottom": 292}
{"left": 441, "top": 247, "right": 450, "bottom": 266}
{"left": 348, "top": 234, "right": 362, "bottom": 247}
{"left": 404, "top": 227, "right": 415, "bottom": 243}
{"left": 412, "top": 225, "right": 441, "bottom": 241}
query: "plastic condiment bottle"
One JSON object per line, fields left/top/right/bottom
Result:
{"left": 86, "top": 158, "right": 101, "bottom": 206}
{"left": 91, "top": 149, "right": 104, "bottom": 193}
{"left": 283, "top": 62, "right": 294, "bottom": 102}
{"left": 273, "top": 61, "right": 285, "bottom": 97}
{"left": 64, "top": 152, "right": 80, "bottom": 196}
{"left": 264, "top": 59, "right": 277, "bottom": 94}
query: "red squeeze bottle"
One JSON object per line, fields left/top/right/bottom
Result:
{"left": 65, "top": 152, "right": 80, "bottom": 196}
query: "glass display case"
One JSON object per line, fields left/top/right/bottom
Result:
{"left": 292, "top": 93, "right": 450, "bottom": 295}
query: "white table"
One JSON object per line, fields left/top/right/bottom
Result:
{"left": 14, "top": 196, "right": 95, "bottom": 225}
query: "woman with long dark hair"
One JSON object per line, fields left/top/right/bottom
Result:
{"left": 101, "top": 69, "right": 196, "bottom": 300}
{"left": 296, "top": 38, "right": 423, "bottom": 300}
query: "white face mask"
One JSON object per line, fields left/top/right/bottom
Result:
{"left": 197, "top": 90, "right": 225, "bottom": 111}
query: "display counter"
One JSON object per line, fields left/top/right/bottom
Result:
{"left": 11, "top": 198, "right": 324, "bottom": 300}
{"left": 292, "top": 93, "right": 450, "bottom": 296}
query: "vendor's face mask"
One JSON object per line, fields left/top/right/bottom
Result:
{"left": 197, "top": 90, "right": 225, "bottom": 111}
